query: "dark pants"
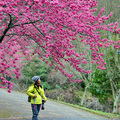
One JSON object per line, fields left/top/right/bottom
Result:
{"left": 31, "top": 104, "right": 41, "bottom": 120}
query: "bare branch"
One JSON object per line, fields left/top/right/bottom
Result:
{"left": 10, "top": 20, "right": 40, "bottom": 28}
{"left": 28, "top": 18, "right": 45, "bottom": 37}
{"left": 0, "top": 14, "right": 12, "bottom": 43}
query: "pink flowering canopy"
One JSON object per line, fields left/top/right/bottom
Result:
{"left": 0, "top": 0, "right": 120, "bottom": 92}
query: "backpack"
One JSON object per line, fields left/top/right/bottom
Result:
{"left": 28, "top": 96, "right": 31, "bottom": 102}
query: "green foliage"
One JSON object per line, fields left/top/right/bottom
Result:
{"left": 55, "top": 85, "right": 61, "bottom": 89}
{"left": 73, "top": 90, "right": 84, "bottom": 103}
{"left": 41, "top": 81, "right": 51, "bottom": 90}
{"left": 22, "top": 56, "right": 49, "bottom": 81}
{"left": 57, "top": 94, "right": 64, "bottom": 101}
{"left": 89, "top": 69, "right": 112, "bottom": 104}
{"left": 40, "top": 74, "right": 48, "bottom": 82}
{"left": 21, "top": 55, "right": 52, "bottom": 89}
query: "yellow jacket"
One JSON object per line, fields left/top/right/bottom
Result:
{"left": 27, "top": 84, "right": 47, "bottom": 104}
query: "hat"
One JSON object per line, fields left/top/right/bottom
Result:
{"left": 32, "top": 76, "right": 39, "bottom": 82}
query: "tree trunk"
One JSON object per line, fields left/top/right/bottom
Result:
{"left": 110, "top": 78, "right": 115, "bottom": 100}
{"left": 80, "top": 85, "right": 89, "bottom": 106}
{"left": 118, "top": 101, "right": 120, "bottom": 119}
{"left": 113, "top": 89, "right": 120, "bottom": 113}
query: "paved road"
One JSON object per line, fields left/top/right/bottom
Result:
{"left": 0, "top": 89, "right": 111, "bottom": 120}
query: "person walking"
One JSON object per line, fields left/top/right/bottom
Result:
{"left": 27, "top": 76, "right": 47, "bottom": 120}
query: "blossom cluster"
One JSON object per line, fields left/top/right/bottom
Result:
{"left": 0, "top": 0, "right": 120, "bottom": 92}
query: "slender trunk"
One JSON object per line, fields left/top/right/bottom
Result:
{"left": 80, "top": 85, "right": 89, "bottom": 106}
{"left": 110, "top": 78, "right": 115, "bottom": 100}
{"left": 113, "top": 89, "right": 120, "bottom": 113}
{"left": 118, "top": 101, "right": 120, "bottom": 119}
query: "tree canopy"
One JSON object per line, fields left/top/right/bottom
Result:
{"left": 0, "top": 0, "right": 120, "bottom": 92}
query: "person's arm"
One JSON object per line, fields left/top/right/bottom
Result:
{"left": 27, "top": 85, "right": 36, "bottom": 97}
{"left": 40, "top": 87, "right": 47, "bottom": 101}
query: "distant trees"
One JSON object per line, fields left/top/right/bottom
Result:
{"left": 21, "top": 55, "right": 51, "bottom": 90}
{"left": 89, "top": 32, "right": 120, "bottom": 113}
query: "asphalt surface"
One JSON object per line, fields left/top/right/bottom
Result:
{"left": 0, "top": 89, "right": 112, "bottom": 120}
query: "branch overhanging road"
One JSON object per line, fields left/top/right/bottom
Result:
{"left": 0, "top": 88, "right": 111, "bottom": 120}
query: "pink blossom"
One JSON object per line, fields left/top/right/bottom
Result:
{"left": 100, "top": 53, "right": 104, "bottom": 56}
{"left": 82, "top": 60, "right": 87, "bottom": 64}
{"left": 114, "top": 22, "right": 118, "bottom": 29}
{"left": 49, "top": 63, "right": 52, "bottom": 66}
{"left": 7, "top": 90, "right": 11, "bottom": 93}
{"left": 85, "top": 70, "right": 91, "bottom": 74}
{"left": 0, "top": 0, "right": 120, "bottom": 92}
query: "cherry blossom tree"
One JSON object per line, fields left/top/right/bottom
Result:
{"left": 0, "top": 0, "right": 120, "bottom": 93}
{"left": 0, "top": 41, "right": 29, "bottom": 92}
